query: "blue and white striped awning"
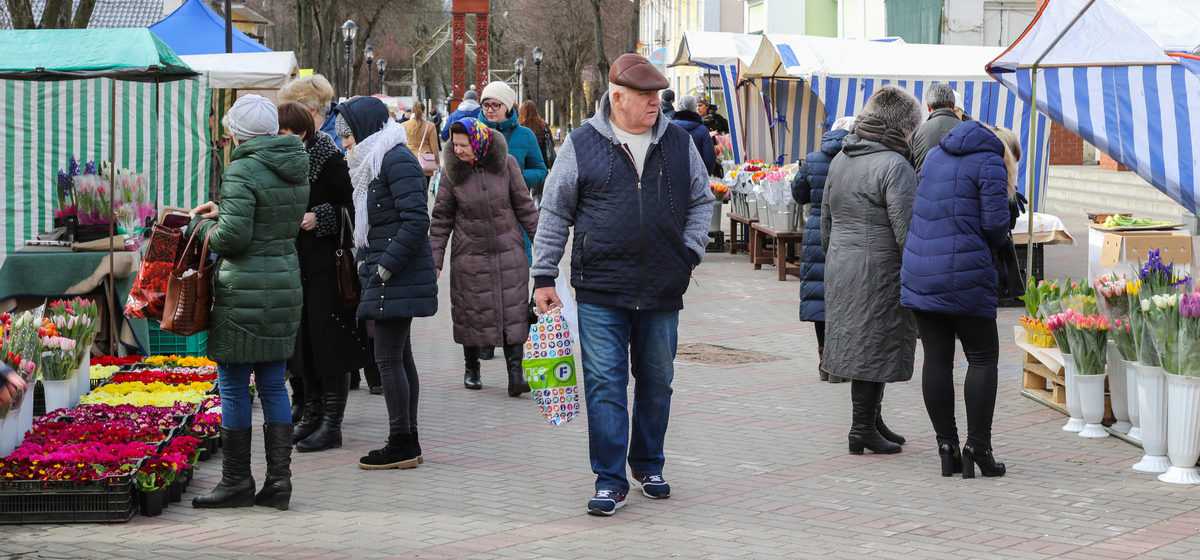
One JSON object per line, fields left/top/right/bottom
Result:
{"left": 989, "top": 0, "right": 1200, "bottom": 214}
{"left": 671, "top": 32, "right": 761, "bottom": 164}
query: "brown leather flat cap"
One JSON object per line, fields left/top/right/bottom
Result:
{"left": 609, "top": 53, "right": 669, "bottom": 91}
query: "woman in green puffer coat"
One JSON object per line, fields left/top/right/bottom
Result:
{"left": 189, "top": 95, "right": 309, "bottom": 512}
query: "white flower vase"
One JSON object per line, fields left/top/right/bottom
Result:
{"left": 1126, "top": 360, "right": 1142, "bottom": 441}
{"left": 1076, "top": 373, "right": 1110, "bottom": 438}
{"left": 73, "top": 352, "right": 91, "bottom": 405}
{"left": 1106, "top": 344, "right": 1132, "bottom": 433}
{"left": 1062, "top": 354, "right": 1085, "bottom": 432}
{"left": 1158, "top": 373, "right": 1200, "bottom": 485}
{"left": 0, "top": 409, "right": 18, "bottom": 457}
{"left": 1133, "top": 363, "right": 1171, "bottom": 473}
{"left": 42, "top": 379, "right": 73, "bottom": 417}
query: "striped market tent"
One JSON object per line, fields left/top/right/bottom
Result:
{"left": 744, "top": 34, "right": 1053, "bottom": 210}
{"left": 988, "top": 0, "right": 1200, "bottom": 214}
{"left": 0, "top": 29, "right": 208, "bottom": 263}
{"left": 671, "top": 32, "right": 761, "bottom": 164}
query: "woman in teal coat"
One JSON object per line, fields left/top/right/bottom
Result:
{"left": 189, "top": 95, "right": 309, "bottom": 512}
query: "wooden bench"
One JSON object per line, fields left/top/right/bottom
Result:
{"left": 727, "top": 213, "right": 756, "bottom": 255}
{"left": 749, "top": 222, "right": 803, "bottom": 281}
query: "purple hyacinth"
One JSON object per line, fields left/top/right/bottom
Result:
{"left": 83, "top": 160, "right": 96, "bottom": 176}
{"left": 68, "top": 156, "right": 79, "bottom": 176}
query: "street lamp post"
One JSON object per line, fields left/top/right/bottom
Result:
{"left": 341, "top": 20, "right": 358, "bottom": 98}
{"left": 364, "top": 43, "right": 375, "bottom": 96}
{"left": 515, "top": 57, "right": 525, "bottom": 105}
{"left": 377, "top": 58, "right": 388, "bottom": 97}
{"left": 532, "top": 47, "right": 544, "bottom": 107}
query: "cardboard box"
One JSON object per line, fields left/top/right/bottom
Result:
{"left": 1098, "top": 229, "right": 1193, "bottom": 267}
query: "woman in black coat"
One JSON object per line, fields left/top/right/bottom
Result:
{"left": 277, "top": 103, "right": 371, "bottom": 453}
{"left": 336, "top": 96, "right": 438, "bottom": 471}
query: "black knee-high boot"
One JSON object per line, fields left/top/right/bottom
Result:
{"left": 848, "top": 380, "right": 901, "bottom": 455}
{"left": 296, "top": 373, "right": 348, "bottom": 453}
{"left": 503, "top": 344, "right": 529, "bottom": 397}
{"left": 192, "top": 428, "right": 255, "bottom": 508}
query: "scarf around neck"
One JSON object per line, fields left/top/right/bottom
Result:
{"left": 346, "top": 120, "right": 407, "bottom": 248}
{"left": 853, "top": 113, "right": 913, "bottom": 161}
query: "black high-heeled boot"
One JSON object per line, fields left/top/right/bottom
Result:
{"left": 296, "top": 374, "right": 347, "bottom": 453}
{"left": 192, "top": 427, "right": 255, "bottom": 508}
{"left": 503, "top": 344, "right": 530, "bottom": 397}
{"left": 255, "top": 423, "right": 293, "bottom": 510}
{"left": 938, "top": 439, "right": 963, "bottom": 477}
{"left": 848, "top": 380, "right": 901, "bottom": 455}
{"left": 463, "top": 346, "right": 482, "bottom": 390}
{"left": 962, "top": 444, "right": 1006, "bottom": 478}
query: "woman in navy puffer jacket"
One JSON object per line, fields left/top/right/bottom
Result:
{"left": 901, "top": 120, "right": 1019, "bottom": 480}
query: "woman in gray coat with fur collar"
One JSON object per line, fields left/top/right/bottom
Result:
{"left": 821, "top": 86, "right": 923, "bottom": 457}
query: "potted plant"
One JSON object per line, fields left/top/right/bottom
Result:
{"left": 1160, "top": 292, "right": 1200, "bottom": 484}
{"left": 1046, "top": 312, "right": 1084, "bottom": 432}
{"left": 136, "top": 456, "right": 176, "bottom": 516}
{"left": 37, "top": 330, "right": 78, "bottom": 414}
{"left": 1066, "top": 312, "right": 1110, "bottom": 438}
{"left": 1130, "top": 251, "right": 1185, "bottom": 474}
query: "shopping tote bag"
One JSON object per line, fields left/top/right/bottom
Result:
{"left": 523, "top": 276, "right": 582, "bottom": 426}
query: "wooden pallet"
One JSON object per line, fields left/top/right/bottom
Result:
{"left": 1014, "top": 326, "right": 1067, "bottom": 413}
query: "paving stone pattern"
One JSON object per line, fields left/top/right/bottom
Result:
{"left": 2, "top": 251, "right": 1198, "bottom": 559}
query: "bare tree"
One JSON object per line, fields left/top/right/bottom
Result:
{"left": 5, "top": 0, "right": 96, "bottom": 28}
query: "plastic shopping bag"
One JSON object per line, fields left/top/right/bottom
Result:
{"left": 523, "top": 276, "right": 582, "bottom": 426}
{"left": 124, "top": 222, "right": 185, "bottom": 320}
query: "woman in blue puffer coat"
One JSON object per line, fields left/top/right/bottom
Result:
{"left": 791, "top": 117, "right": 853, "bottom": 384}
{"left": 901, "top": 121, "right": 1020, "bottom": 480}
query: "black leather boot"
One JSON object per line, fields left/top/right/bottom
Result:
{"left": 479, "top": 346, "right": 496, "bottom": 360}
{"left": 848, "top": 380, "right": 901, "bottom": 455}
{"left": 938, "top": 438, "right": 963, "bottom": 477}
{"left": 296, "top": 374, "right": 347, "bottom": 453}
{"left": 463, "top": 346, "right": 482, "bottom": 390}
{"left": 255, "top": 423, "right": 293, "bottom": 510}
{"left": 875, "top": 386, "right": 905, "bottom": 445}
{"left": 192, "top": 427, "right": 255, "bottom": 508}
{"left": 962, "top": 444, "right": 1006, "bottom": 479}
{"left": 503, "top": 344, "right": 530, "bottom": 397}
{"left": 291, "top": 384, "right": 323, "bottom": 444}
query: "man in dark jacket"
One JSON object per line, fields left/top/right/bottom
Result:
{"left": 661, "top": 89, "right": 677, "bottom": 121}
{"left": 910, "top": 83, "right": 960, "bottom": 172}
{"left": 440, "top": 90, "right": 482, "bottom": 140}
{"left": 532, "top": 53, "right": 715, "bottom": 517}
{"left": 671, "top": 95, "right": 718, "bottom": 176}
{"left": 698, "top": 97, "right": 729, "bottom": 135}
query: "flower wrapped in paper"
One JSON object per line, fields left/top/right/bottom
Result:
{"left": 1066, "top": 312, "right": 1110, "bottom": 375}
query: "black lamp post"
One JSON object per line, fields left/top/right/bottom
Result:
{"left": 364, "top": 43, "right": 375, "bottom": 95}
{"left": 377, "top": 58, "right": 388, "bottom": 96}
{"left": 515, "top": 57, "right": 525, "bottom": 104}
{"left": 532, "top": 47, "right": 544, "bottom": 107}
{"left": 341, "top": 20, "right": 358, "bottom": 98}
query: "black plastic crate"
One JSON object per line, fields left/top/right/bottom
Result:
{"left": 0, "top": 475, "right": 138, "bottom": 524}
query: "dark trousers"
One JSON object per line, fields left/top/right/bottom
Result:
{"left": 813, "top": 321, "right": 825, "bottom": 350}
{"left": 373, "top": 318, "right": 419, "bottom": 436}
{"left": 914, "top": 311, "right": 999, "bottom": 449}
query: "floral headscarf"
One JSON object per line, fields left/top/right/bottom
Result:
{"left": 454, "top": 117, "right": 492, "bottom": 164}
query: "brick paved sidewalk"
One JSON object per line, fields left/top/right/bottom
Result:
{"left": 3, "top": 253, "right": 1199, "bottom": 560}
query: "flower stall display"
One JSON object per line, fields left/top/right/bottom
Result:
{"left": 92, "top": 355, "right": 144, "bottom": 367}
{"left": 1045, "top": 312, "right": 1085, "bottom": 433}
{"left": 80, "top": 381, "right": 213, "bottom": 408}
{"left": 55, "top": 158, "right": 155, "bottom": 244}
{"left": 47, "top": 298, "right": 99, "bottom": 402}
{"left": 1130, "top": 250, "right": 1188, "bottom": 474}
{"left": 38, "top": 333, "right": 79, "bottom": 413}
{"left": 1065, "top": 313, "right": 1111, "bottom": 439}
{"left": 1096, "top": 274, "right": 1134, "bottom": 434}
{"left": 1158, "top": 292, "right": 1200, "bottom": 484}
{"left": 144, "top": 355, "right": 217, "bottom": 370}
{"left": 108, "top": 370, "right": 217, "bottom": 386}
{"left": 0, "top": 311, "right": 39, "bottom": 455}
{"left": 1019, "top": 278, "right": 1057, "bottom": 347}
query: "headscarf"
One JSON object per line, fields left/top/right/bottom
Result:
{"left": 454, "top": 117, "right": 493, "bottom": 165}
{"left": 223, "top": 94, "right": 279, "bottom": 141}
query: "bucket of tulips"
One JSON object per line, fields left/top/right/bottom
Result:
{"left": 1095, "top": 274, "right": 1134, "bottom": 434}
{"left": 38, "top": 326, "right": 78, "bottom": 415}
{"left": 1130, "top": 249, "right": 1188, "bottom": 474}
{"left": 1046, "top": 311, "right": 1084, "bottom": 432}
{"left": 1158, "top": 291, "right": 1200, "bottom": 484}
{"left": 1065, "top": 311, "right": 1110, "bottom": 439}
{"left": 47, "top": 298, "right": 99, "bottom": 404}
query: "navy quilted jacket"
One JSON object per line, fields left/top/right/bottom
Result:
{"left": 901, "top": 120, "right": 1012, "bottom": 318}
{"left": 791, "top": 129, "right": 847, "bottom": 322}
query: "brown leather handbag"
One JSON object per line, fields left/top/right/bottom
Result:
{"left": 335, "top": 207, "right": 361, "bottom": 308}
{"left": 161, "top": 224, "right": 216, "bottom": 336}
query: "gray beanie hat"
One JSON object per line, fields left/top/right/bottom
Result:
{"left": 223, "top": 94, "right": 279, "bottom": 141}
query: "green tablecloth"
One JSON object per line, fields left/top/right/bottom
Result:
{"left": 0, "top": 250, "right": 149, "bottom": 353}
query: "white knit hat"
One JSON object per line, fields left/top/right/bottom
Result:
{"left": 223, "top": 94, "right": 279, "bottom": 141}
{"left": 480, "top": 81, "right": 518, "bottom": 112}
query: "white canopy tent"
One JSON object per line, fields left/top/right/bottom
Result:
{"left": 179, "top": 51, "right": 299, "bottom": 90}
{"left": 670, "top": 32, "right": 761, "bottom": 164}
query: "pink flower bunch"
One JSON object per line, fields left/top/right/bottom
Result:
{"left": 1045, "top": 312, "right": 1069, "bottom": 332}
{"left": 1180, "top": 292, "right": 1200, "bottom": 319}
{"left": 7, "top": 441, "right": 155, "bottom": 466}
{"left": 1069, "top": 313, "right": 1110, "bottom": 332}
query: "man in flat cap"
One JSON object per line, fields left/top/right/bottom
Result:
{"left": 533, "top": 53, "right": 714, "bottom": 516}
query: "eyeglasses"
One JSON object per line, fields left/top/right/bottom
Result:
{"left": 482, "top": 102, "right": 506, "bottom": 111}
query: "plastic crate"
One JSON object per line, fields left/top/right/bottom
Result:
{"left": 148, "top": 321, "right": 208, "bottom": 357}
{"left": 0, "top": 472, "right": 138, "bottom": 524}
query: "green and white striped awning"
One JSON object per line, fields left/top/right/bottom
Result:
{"left": 0, "top": 77, "right": 211, "bottom": 262}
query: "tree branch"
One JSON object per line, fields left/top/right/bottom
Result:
{"left": 70, "top": 0, "right": 96, "bottom": 29}
{"left": 4, "top": 0, "right": 34, "bottom": 28}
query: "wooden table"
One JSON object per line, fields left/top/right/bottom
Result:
{"left": 749, "top": 223, "right": 803, "bottom": 281}
{"left": 727, "top": 213, "right": 756, "bottom": 255}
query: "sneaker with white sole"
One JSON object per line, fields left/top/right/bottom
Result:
{"left": 586, "top": 489, "right": 627, "bottom": 516}
{"left": 634, "top": 474, "right": 671, "bottom": 499}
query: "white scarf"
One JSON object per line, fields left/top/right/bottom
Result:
{"left": 347, "top": 120, "right": 408, "bottom": 248}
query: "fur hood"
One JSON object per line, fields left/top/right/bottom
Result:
{"left": 442, "top": 128, "right": 510, "bottom": 185}
{"left": 859, "top": 86, "right": 924, "bottom": 137}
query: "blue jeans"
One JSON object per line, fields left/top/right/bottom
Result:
{"left": 577, "top": 303, "right": 679, "bottom": 494}
{"left": 217, "top": 361, "right": 291, "bottom": 430}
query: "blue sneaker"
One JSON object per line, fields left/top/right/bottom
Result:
{"left": 634, "top": 474, "right": 671, "bottom": 499}
{"left": 586, "top": 489, "right": 627, "bottom": 516}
